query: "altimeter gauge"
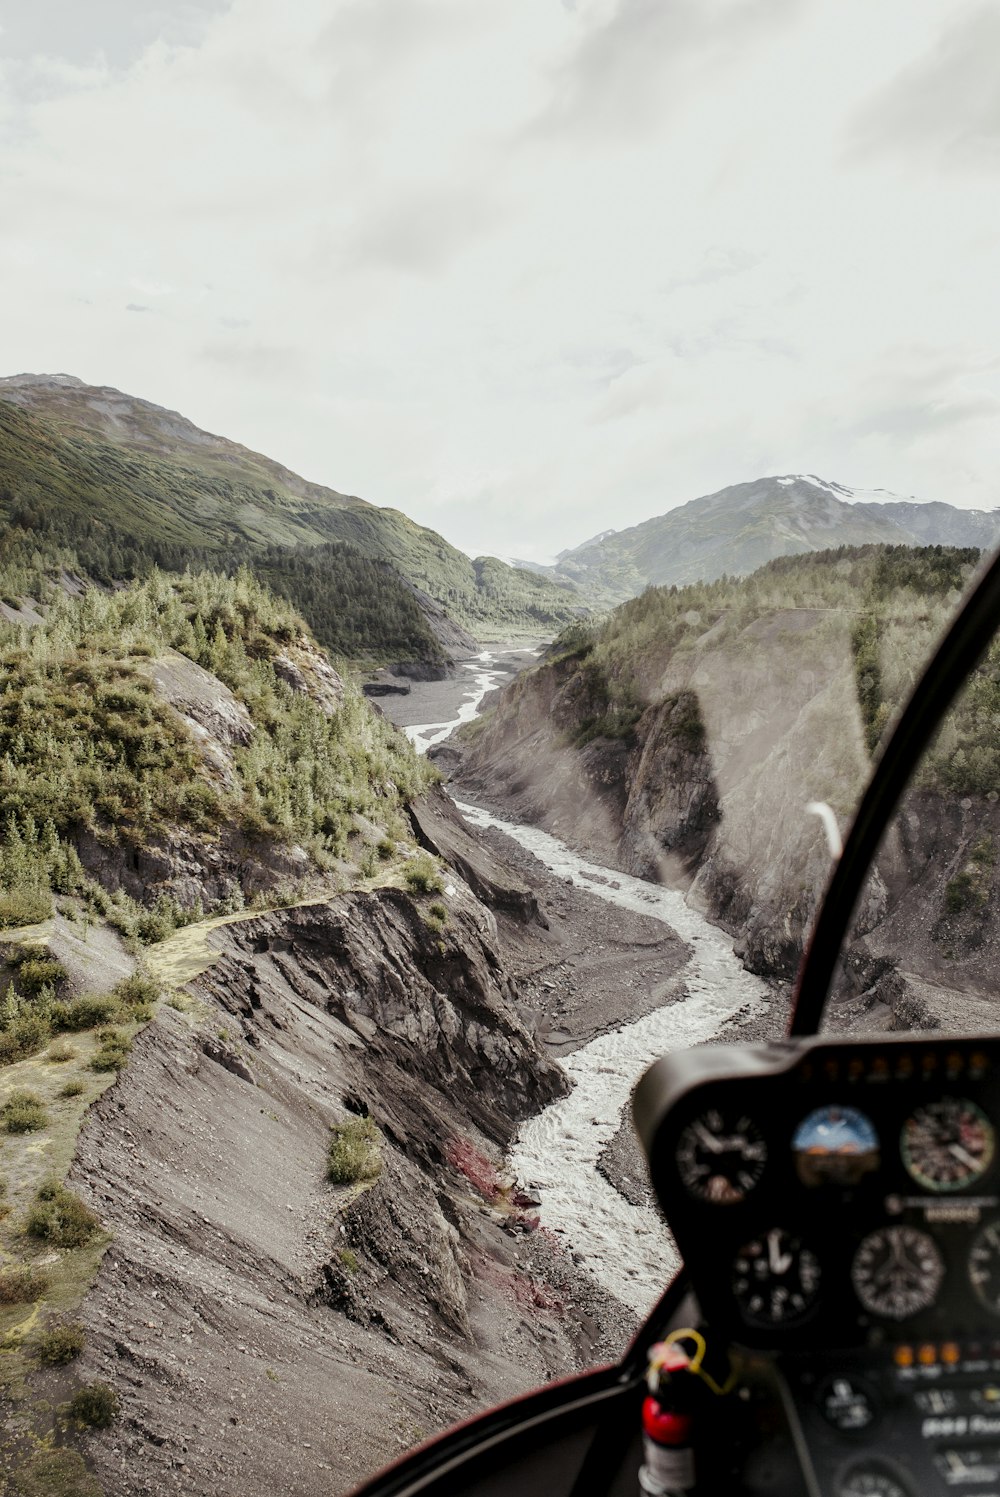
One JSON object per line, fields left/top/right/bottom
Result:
{"left": 675, "top": 1108, "right": 767, "bottom": 1204}
{"left": 851, "top": 1226, "right": 944, "bottom": 1320}
{"left": 901, "top": 1097, "right": 994, "bottom": 1192}
{"left": 968, "top": 1221, "right": 1000, "bottom": 1314}
{"left": 732, "top": 1227, "right": 821, "bottom": 1326}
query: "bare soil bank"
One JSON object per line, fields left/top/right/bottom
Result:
{"left": 68, "top": 874, "right": 647, "bottom": 1497}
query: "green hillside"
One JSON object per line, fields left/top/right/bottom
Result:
{"left": 0, "top": 379, "right": 583, "bottom": 638}
{"left": 549, "top": 476, "right": 1000, "bottom": 606}
{"left": 0, "top": 566, "right": 436, "bottom": 940}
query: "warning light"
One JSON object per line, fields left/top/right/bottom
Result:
{"left": 918, "top": 1345, "right": 937, "bottom": 1367}
{"left": 894, "top": 1346, "right": 914, "bottom": 1369}
{"left": 941, "top": 1344, "right": 960, "bottom": 1367}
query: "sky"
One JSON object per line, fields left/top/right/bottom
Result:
{"left": 1, "top": 0, "right": 999, "bottom": 563}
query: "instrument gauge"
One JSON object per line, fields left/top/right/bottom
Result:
{"left": 851, "top": 1226, "right": 944, "bottom": 1321}
{"left": 901, "top": 1097, "right": 994, "bottom": 1192}
{"left": 675, "top": 1108, "right": 767, "bottom": 1204}
{"left": 969, "top": 1221, "right": 1000, "bottom": 1314}
{"left": 732, "top": 1227, "right": 821, "bottom": 1326}
{"left": 793, "top": 1104, "right": 880, "bottom": 1187}
{"left": 838, "top": 1465, "right": 910, "bottom": 1497}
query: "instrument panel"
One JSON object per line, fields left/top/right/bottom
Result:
{"left": 633, "top": 1036, "right": 1000, "bottom": 1351}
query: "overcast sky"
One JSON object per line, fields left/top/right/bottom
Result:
{"left": 1, "top": 0, "right": 998, "bottom": 561}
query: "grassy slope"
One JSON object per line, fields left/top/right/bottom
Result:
{"left": 0, "top": 390, "right": 583, "bottom": 636}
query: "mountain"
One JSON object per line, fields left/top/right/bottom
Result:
{"left": 543, "top": 474, "right": 1000, "bottom": 605}
{"left": 0, "top": 564, "right": 614, "bottom": 1493}
{"left": 450, "top": 543, "right": 1000, "bottom": 1011}
{"left": 0, "top": 373, "right": 584, "bottom": 644}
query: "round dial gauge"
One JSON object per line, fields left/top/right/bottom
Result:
{"left": 732, "top": 1228, "right": 821, "bottom": 1326}
{"left": 969, "top": 1221, "right": 1000, "bottom": 1314}
{"left": 851, "top": 1226, "right": 944, "bottom": 1320}
{"left": 901, "top": 1097, "right": 994, "bottom": 1192}
{"left": 676, "top": 1108, "right": 767, "bottom": 1204}
{"left": 839, "top": 1467, "right": 909, "bottom": 1497}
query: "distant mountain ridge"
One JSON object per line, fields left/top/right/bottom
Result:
{"left": 542, "top": 474, "right": 1000, "bottom": 605}
{"left": 0, "top": 373, "right": 583, "bottom": 640}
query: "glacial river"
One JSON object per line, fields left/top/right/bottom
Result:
{"left": 401, "top": 653, "right": 771, "bottom": 1319}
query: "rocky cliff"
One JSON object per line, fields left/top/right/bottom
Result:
{"left": 454, "top": 609, "right": 868, "bottom": 979}
{"left": 65, "top": 882, "right": 627, "bottom": 1496}
{"left": 451, "top": 562, "right": 1000, "bottom": 1031}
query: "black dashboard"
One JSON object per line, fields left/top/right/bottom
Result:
{"left": 633, "top": 1034, "right": 1000, "bottom": 1497}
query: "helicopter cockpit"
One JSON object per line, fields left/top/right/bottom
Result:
{"left": 634, "top": 1033, "right": 1000, "bottom": 1497}
{"left": 352, "top": 548, "right": 1000, "bottom": 1497}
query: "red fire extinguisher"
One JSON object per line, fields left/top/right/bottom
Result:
{"left": 639, "top": 1395, "right": 695, "bottom": 1496}
{"left": 639, "top": 1340, "right": 697, "bottom": 1496}
{"left": 638, "top": 1329, "right": 736, "bottom": 1495}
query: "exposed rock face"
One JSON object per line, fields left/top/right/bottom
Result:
{"left": 272, "top": 635, "right": 344, "bottom": 714}
{"left": 453, "top": 613, "right": 870, "bottom": 979}
{"left": 146, "top": 650, "right": 253, "bottom": 787}
{"left": 409, "top": 785, "right": 548, "bottom": 927}
{"left": 452, "top": 617, "right": 1000, "bottom": 1027}
{"left": 69, "top": 886, "right": 627, "bottom": 1497}
{"left": 74, "top": 822, "right": 310, "bottom": 911}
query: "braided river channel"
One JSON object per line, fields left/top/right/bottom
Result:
{"left": 394, "top": 647, "right": 772, "bottom": 1319}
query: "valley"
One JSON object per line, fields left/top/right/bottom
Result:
{"left": 1, "top": 374, "right": 998, "bottom": 1497}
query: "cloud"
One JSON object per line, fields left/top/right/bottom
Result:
{"left": 530, "top": 0, "right": 804, "bottom": 141}
{"left": 345, "top": 183, "right": 499, "bottom": 275}
{"left": 0, "top": 0, "right": 230, "bottom": 72}
{"left": 200, "top": 341, "right": 309, "bottom": 380}
{"left": 847, "top": 4, "right": 1000, "bottom": 169}
{"left": 1, "top": 0, "right": 999, "bottom": 563}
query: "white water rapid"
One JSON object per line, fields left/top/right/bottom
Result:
{"left": 456, "top": 802, "right": 771, "bottom": 1317}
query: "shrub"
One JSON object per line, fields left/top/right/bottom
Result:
{"left": 428, "top": 902, "right": 448, "bottom": 923}
{"left": 0, "top": 1266, "right": 49, "bottom": 1304}
{"left": 0, "top": 1013, "right": 50, "bottom": 1067}
{"left": 0, "top": 1089, "right": 48, "bottom": 1133}
{"left": 68, "top": 1382, "right": 119, "bottom": 1428}
{"left": 111, "top": 971, "right": 160, "bottom": 1009}
{"left": 11, "top": 1448, "right": 102, "bottom": 1497}
{"left": 26, "top": 1181, "right": 100, "bottom": 1248}
{"left": 90, "top": 1028, "right": 131, "bottom": 1072}
{"left": 377, "top": 837, "right": 395, "bottom": 861}
{"left": 50, "top": 994, "right": 118, "bottom": 1032}
{"left": 13, "top": 958, "right": 67, "bottom": 995}
{"left": 58, "top": 1080, "right": 85, "bottom": 1099}
{"left": 0, "top": 889, "right": 52, "bottom": 928}
{"left": 35, "top": 1322, "right": 85, "bottom": 1366}
{"left": 327, "top": 1117, "right": 383, "bottom": 1185}
{"left": 338, "top": 1247, "right": 359, "bottom": 1274}
{"left": 45, "top": 1038, "right": 76, "bottom": 1063}
{"left": 403, "top": 854, "right": 445, "bottom": 895}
